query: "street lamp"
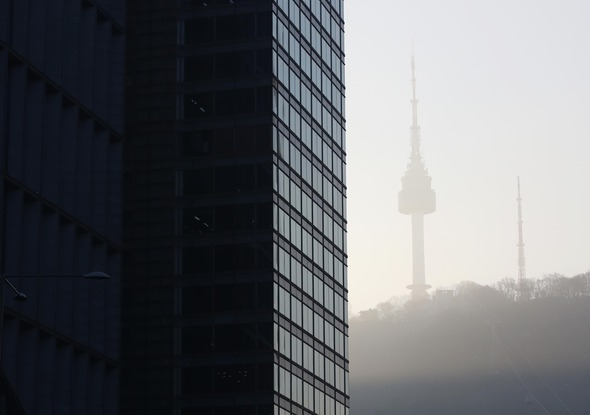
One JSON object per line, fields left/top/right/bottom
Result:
{"left": 2, "top": 271, "right": 110, "bottom": 302}
{"left": 0, "top": 271, "right": 112, "bottom": 363}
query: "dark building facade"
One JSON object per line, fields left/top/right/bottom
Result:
{"left": 123, "top": 0, "right": 348, "bottom": 414}
{"left": 0, "top": 0, "right": 124, "bottom": 413}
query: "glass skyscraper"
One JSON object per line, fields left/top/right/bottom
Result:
{"left": 123, "top": 0, "right": 348, "bottom": 414}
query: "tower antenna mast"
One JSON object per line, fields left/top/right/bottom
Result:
{"left": 517, "top": 177, "right": 526, "bottom": 289}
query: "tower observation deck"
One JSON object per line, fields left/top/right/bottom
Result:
{"left": 398, "top": 54, "right": 436, "bottom": 301}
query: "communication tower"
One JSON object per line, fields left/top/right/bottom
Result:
{"left": 398, "top": 55, "right": 436, "bottom": 301}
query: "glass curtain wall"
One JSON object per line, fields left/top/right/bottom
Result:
{"left": 272, "top": 0, "right": 348, "bottom": 414}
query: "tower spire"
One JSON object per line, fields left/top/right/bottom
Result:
{"left": 406, "top": 53, "right": 428, "bottom": 177}
{"left": 398, "top": 54, "right": 436, "bottom": 302}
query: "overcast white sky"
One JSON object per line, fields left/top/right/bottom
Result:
{"left": 344, "top": 0, "right": 590, "bottom": 312}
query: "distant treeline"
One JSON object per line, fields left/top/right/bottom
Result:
{"left": 493, "top": 272, "right": 590, "bottom": 301}
{"left": 355, "top": 272, "right": 590, "bottom": 321}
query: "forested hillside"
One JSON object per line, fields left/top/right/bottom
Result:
{"left": 350, "top": 274, "right": 590, "bottom": 414}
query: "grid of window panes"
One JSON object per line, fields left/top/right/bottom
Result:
{"left": 174, "top": 2, "right": 276, "bottom": 414}
{"left": 272, "top": 0, "right": 349, "bottom": 414}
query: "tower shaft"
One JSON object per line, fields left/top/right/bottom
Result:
{"left": 411, "top": 214, "right": 426, "bottom": 285}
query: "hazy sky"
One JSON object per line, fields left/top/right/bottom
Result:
{"left": 344, "top": 0, "right": 590, "bottom": 312}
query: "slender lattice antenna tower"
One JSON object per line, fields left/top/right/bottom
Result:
{"left": 398, "top": 54, "right": 436, "bottom": 301}
{"left": 517, "top": 177, "right": 527, "bottom": 292}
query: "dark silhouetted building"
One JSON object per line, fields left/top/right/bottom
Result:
{"left": 123, "top": 0, "right": 349, "bottom": 414}
{"left": 0, "top": 0, "right": 124, "bottom": 413}
{"left": 2, "top": 1, "right": 347, "bottom": 413}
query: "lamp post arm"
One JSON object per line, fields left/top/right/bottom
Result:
{"left": 3, "top": 278, "right": 19, "bottom": 295}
